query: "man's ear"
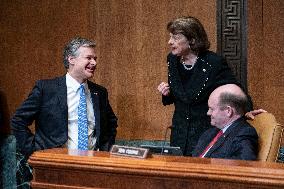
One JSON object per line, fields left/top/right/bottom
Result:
{"left": 225, "top": 106, "right": 234, "bottom": 117}
{"left": 226, "top": 106, "right": 234, "bottom": 117}
{"left": 68, "top": 56, "right": 75, "bottom": 66}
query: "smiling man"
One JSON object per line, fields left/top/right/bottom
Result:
{"left": 192, "top": 84, "right": 258, "bottom": 160}
{"left": 11, "top": 37, "right": 118, "bottom": 187}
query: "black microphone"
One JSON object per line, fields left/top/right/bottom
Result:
{"left": 160, "top": 125, "right": 172, "bottom": 155}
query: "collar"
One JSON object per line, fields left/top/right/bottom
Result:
{"left": 221, "top": 116, "right": 242, "bottom": 133}
{"left": 66, "top": 73, "right": 87, "bottom": 92}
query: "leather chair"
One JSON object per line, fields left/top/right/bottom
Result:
{"left": 0, "top": 90, "right": 17, "bottom": 188}
{"left": 248, "top": 113, "right": 284, "bottom": 162}
{"left": 0, "top": 134, "right": 17, "bottom": 189}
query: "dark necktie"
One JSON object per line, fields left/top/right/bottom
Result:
{"left": 199, "top": 130, "right": 223, "bottom": 157}
{"left": 78, "top": 84, "right": 88, "bottom": 150}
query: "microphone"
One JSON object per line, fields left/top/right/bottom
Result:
{"left": 160, "top": 125, "right": 172, "bottom": 155}
{"left": 140, "top": 126, "right": 182, "bottom": 155}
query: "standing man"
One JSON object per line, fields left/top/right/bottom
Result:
{"left": 192, "top": 84, "right": 258, "bottom": 160}
{"left": 12, "top": 36, "right": 118, "bottom": 158}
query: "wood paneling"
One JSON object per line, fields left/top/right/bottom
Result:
{"left": 29, "top": 148, "right": 284, "bottom": 189}
{"left": 0, "top": 0, "right": 216, "bottom": 140}
{"left": 247, "top": 0, "right": 284, "bottom": 135}
{"left": 91, "top": 0, "right": 217, "bottom": 140}
{"left": 1, "top": 0, "right": 282, "bottom": 143}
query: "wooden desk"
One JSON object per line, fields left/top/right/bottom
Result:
{"left": 29, "top": 148, "right": 284, "bottom": 189}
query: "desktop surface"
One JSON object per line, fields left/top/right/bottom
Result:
{"left": 29, "top": 148, "right": 284, "bottom": 189}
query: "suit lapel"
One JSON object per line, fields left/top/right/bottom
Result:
{"left": 88, "top": 81, "right": 101, "bottom": 139}
{"left": 205, "top": 132, "right": 226, "bottom": 157}
{"left": 199, "top": 129, "right": 220, "bottom": 156}
{"left": 184, "top": 57, "right": 212, "bottom": 101}
{"left": 56, "top": 76, "right": 68, "bottom": 125}
{"left": 168, "top": 54, "right": 213, "bottom": 104}
{"left": 205, "top": 118, "right": 244, "bottom": 157}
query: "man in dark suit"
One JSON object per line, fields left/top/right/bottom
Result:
{"left": 192, "top": 84, "right": 258, "bottom": 160}
{"left": 11, "top": 36, "right": 118, "bottom": 160}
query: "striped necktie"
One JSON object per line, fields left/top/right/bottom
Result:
{"left": 78, "top": 84, "right": 88, "bottom": 150}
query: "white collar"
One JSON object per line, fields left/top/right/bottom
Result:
{"left": 66, "top": 73, "right": 87, "bottom": 92}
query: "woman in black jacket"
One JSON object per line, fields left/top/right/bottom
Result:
{"left": 157, "top": 16, "right": 263, "bottom": 156}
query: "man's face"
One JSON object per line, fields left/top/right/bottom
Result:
{"left": 207, "top": 95, "right": 228, "bottom": 129}
{"left": 69, "top": 46, "right": 97, "bottom": 83}
{"left": 168, "top": 33, "right": 190, "bottom": 56}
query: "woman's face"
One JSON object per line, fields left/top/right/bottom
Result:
{"left": 168, "top": 33, "right": 190, "bottom": 56}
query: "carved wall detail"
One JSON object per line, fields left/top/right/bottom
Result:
{"left": 217, "top": 0, "right": 247, "bottom": 91}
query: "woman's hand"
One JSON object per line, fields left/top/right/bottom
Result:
{"left": 157, "top": 82, "right": 170, "bottom": 96}
{"left": 245, "top": 109, "right": 267, "bottom": 120}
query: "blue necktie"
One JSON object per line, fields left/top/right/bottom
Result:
{"left": 78, "top": 84, "right": 88, "bottom": 150}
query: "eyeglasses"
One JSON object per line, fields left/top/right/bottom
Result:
{"left": 169, "top": 33, "right": 186, "bottom": 42}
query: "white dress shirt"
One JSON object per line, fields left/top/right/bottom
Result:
{"left": 66, "top": 73, "right": 96, "bottom": 150}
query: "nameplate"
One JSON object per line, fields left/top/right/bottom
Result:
{"left": 110, "top": 145, "right": 149, "bottom": 159}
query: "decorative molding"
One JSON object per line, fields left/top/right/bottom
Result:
{"left": 217, "top": 0, "right": 247, "bottom": 91}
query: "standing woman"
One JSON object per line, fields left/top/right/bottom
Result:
{"left": 157, "top": 16, "right": 239, "bottom": 156}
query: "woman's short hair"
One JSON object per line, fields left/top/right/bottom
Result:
{"left": 167, "top": 16, "right": 210, "bottom": 53}
{"left": 63, "top": 37, "right": 96, "bottom": 69}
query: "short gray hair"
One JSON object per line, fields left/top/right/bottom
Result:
{"left": 63, "top": 37, "right": 96, "bottom": 69}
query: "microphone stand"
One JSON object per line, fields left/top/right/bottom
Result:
{"left": 160, "top": 126, "right": 172, "bottom": 155}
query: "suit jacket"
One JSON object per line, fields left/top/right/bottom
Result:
{"left": 162, "top": 51, "right": 239, "bottom": 156}
{"left": 11, "top": 76, "right": 118, "bottom": 157}
{"left": 192, "top": 117, "right": 258, "bottom": 160}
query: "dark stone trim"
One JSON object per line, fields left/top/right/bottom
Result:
{"left": 217, "top": 0, "right": 248, "bottom": 92}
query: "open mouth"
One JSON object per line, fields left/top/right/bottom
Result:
{"left": 86, "top": 65, "right": 96, "bottom": 72}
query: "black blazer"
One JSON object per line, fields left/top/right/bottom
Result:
{"left": 162, "top": 51, "right": 239, "bottom": 156}
{"left": 192, "top": 117, "right": 258, "bottom": 160}
{"left": 11, "top": 76, "right": 118, "bottom": 157}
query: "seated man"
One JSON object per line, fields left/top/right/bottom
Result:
{"left": 192, "top": 84, "right": 258, "bottom": 160}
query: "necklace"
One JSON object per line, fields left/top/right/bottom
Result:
{"left": 181, "top": 56, "right": 198, "bottom": 71}
{"left": 182, "top": 63, "right": 193, "bottom": 70}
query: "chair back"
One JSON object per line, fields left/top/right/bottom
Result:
{"left": 248, "top": 113, "right": 283, "bottom": 162}
{"left": 0, "top": 134, "right": 17, "bottom": 189}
